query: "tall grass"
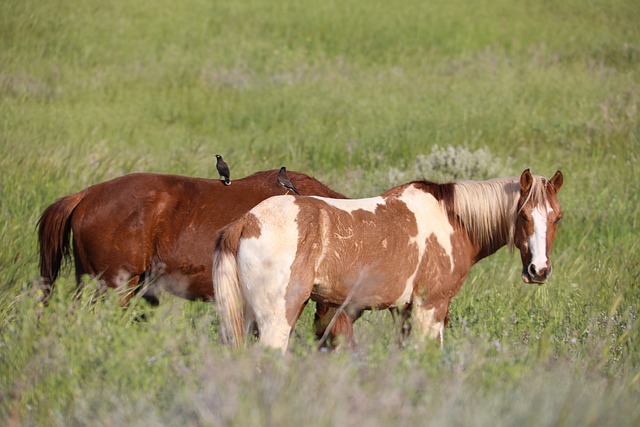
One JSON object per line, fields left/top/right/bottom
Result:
{"left": 1, "top": 0, "right": 639, "bottom": 425}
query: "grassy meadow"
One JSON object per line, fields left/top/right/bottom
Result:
{"left": 1, "top": 0, "right": 639, "bottom": 425}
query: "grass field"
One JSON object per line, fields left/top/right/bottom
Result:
{"left": 1, "top": 0, "right": 639, "bottom": 425}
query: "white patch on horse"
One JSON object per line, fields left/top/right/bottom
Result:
{"left": 313, "top": 196, "right": 385, "bottom": 214}
{"left": 237, "top": 196, "right": 300, "bottom": 352}
{"left": 528, "top": 204, "right": 550, "bottom": 273}
{"left": 315, "top": 208, "right": 332, "bottom": 271}
{"left": 394, "top": 185, "right": 455, "bottom": 306}
{"left": 113, "top": 270, "right": 131, "bottom": 289}
{"left": 412, "top": 298, "right": 444, "bottom": 343}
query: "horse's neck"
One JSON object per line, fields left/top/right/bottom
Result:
{"left": 473, "top": 232, "right": 510, "bottom": 262}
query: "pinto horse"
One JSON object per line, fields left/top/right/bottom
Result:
{"left": 213, "top": 169, "right": 564, "bottom": 353}
{"left": 37, "top": 169, "right": 352, "bottom": 339}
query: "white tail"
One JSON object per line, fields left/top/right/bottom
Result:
{"left": 213, "top": 250, "right": 245, "bottom": 347}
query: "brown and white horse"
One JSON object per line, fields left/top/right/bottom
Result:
{"left": 213, "top": 169, "right": 564, "bottom": 352}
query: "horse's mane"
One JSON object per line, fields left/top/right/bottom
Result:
{"left": 413, "top": 175, "right": 551, "bottom": 251}
{"left": 451, "top": 177, "right": 520, "bottom": 251}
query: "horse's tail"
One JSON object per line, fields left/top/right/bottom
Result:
{"left": 37, "top": 191, "right": 86, "bottom": 303}
{"left": 212, "top": 215, "right": 250, "bottom": 348}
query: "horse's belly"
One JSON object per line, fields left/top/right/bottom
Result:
{"left": 312, "top": 266, "right": 411, "bottom": 310}
{"left": 152, "top": 269, "right": 211, "bottom": 300}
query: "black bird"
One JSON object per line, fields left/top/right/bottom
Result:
{"left": 277, "top": 166, "right": 301, "bottom": 195}
{"left": 215, "top": 154, "right": 231, "bottom": 186}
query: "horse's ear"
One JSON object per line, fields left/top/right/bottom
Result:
{"left": 549, "top": 170, "right": 564, "bottom": 192}
{"left": 520, "top": 168, "right": 533, "bottom": 194}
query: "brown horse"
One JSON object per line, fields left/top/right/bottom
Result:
{"left": 37, "top": 169, "right": 353, "bottom": 341}
{"left": 213, "top": 169, "right": 564, "bottom": 353}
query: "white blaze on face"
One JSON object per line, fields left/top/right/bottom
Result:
{"left": 528, "top": 204, "right": 551, "bottom": 273}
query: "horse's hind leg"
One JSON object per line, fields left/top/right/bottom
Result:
{"left": 393, "top": 305, "right": 413, "bottom": 347}
{"left": 254, "top": 313, "right": 292, "bottom": 353}
{"left": 314, "top": 304, "right": 357, "bottom": 350}
{"left": 114, "top": 274, "right": 140, "bottom": 307}
{"left": 251, "top": 285, "right": 311, "bottom": 353}
{"left": 72, "top": 261, "right": 107, "bottom": 304}
{"left": 91, "top": 269, "right": 145, "bottom": 308}
{"left": 250, "top": 290, "right": 301, "bottom": 353}
{"left": 137, "top": 271, "right": 160, "bottom": 307}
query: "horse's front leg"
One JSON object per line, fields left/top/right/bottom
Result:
{"left": 408, "top": 297, "right": 446, "bottom": 348}
{"left": 391, "top": 305, "right": 413, "bottom": 347}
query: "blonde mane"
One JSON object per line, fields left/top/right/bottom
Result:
{"left": 451, "top": 175, "right": 549, "bottom": 251}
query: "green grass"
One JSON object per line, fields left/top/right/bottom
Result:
{"left": 1, "top": 0, "right": 639, "bottom": 425}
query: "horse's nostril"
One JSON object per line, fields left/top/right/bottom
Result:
{"left": 528, "top": 264, "right": 537, "bottom": 277}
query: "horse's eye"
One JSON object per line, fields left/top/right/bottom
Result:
{"left": 519, "top": 214, "right": 529, "bottom": 223}
{"left": 553, "top": 215, "right": 562, "bottom": 224}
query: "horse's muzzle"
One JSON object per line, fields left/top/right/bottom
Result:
{"left": 522, "top": 265, "right": 552, "bottom": 285}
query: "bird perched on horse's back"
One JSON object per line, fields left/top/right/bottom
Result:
{"left": 277, "top": 166, "right": 301, "bottom": 195}
{"left": 216, "top": 154, "right": 231, "bottom": 186}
